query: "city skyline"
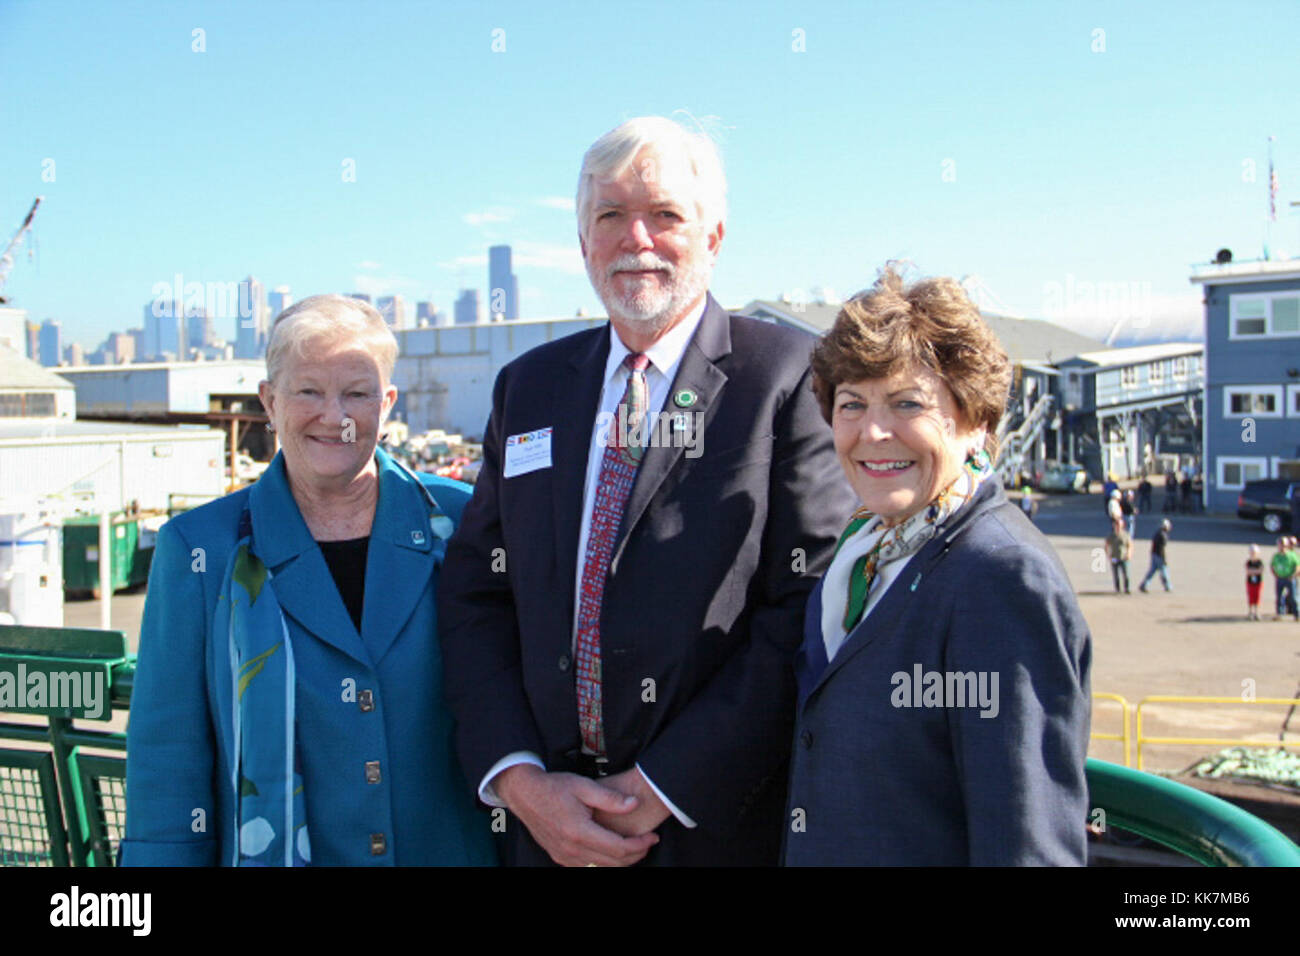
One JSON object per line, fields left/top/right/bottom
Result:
{"left": 2, "top": 1, "right": 1297, "bottom": 350}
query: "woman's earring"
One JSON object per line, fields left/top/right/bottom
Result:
{"left": 265, "top": 421, "right": 275, "bottom": 433}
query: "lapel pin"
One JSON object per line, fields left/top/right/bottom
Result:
{"left": 411, "top": 530, "right": 426, "bottom": 545}
{"left": 910, "top": 572, "right": 922, "bottom": 592}
{"left": 673, "top": 388, "right": 697, "bottom": 408}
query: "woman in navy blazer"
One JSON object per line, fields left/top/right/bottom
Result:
{"left": 783, "top": 266, "right": 1091, "bottom": 866}
{"left": 122, "top": 295, "right": 496, "bottom": 866}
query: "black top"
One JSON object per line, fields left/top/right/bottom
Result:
{"left": 318, "top": 536, "right": 369, "bottom": 631}
{"left": 1151, "top": 528, "right": 1169, "bottom": 558}
{"left": 1247, "top": 558, "right": 1264, "bottom": 585}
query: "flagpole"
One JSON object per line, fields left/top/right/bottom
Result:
{"left": 1266, "top": 135, "right": 1276, "bottom": 259}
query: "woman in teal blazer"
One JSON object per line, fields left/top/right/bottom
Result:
{"left": 122, "top": 295, "right": 496, "bottom": 866}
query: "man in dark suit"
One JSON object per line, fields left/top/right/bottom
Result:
{"left": 437, "top": 116, "right": 854, "bottom": 866}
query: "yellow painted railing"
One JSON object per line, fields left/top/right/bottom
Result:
{"left": 1090, "top": 693, "right": 1132, "bottom": 767}
{"left": 1134, "top": 695, "right": 1300, "bottom": 770}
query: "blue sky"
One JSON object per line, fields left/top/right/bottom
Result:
{"left": 2, "top": 0, "right": 1297, "bottom": 350}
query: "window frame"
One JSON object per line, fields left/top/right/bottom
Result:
{"left": 1223, "top": 385, "right": 1284, "bottom": 419}
{"left": 1229, "top": 290, "right": 1300, "bottom": 340}
{"left": 1217, "top": 455, "right": 1269, "bottom": 491}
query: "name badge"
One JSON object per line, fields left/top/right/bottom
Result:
{"left": 503, "top": 427, "right": 553, "bottom": 478}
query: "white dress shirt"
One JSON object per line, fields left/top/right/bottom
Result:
{"left": 819, "top": 516, "right": 918, "bottom": 663}
{"left": 479, "top": 300, "right": 708, "bottom": 827}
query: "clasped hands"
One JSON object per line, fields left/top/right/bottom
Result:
{"left": 494, "top": 764, "right": 671, "bottom": 867}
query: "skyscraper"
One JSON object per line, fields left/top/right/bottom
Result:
{"left": 235, "top": 276, "right": 267, "bottom": 360}
{"left": 143, "top": 299, "right": 185, "bottom": 360}
{"left": 488, "top": 245, "right": 519, "bottom": 320}
{"left": 186, "top": 306, "right": 215, "bottom": 351}
{"left": 454, "top": 289, "right": 480, "bottom": 325}
{"left": 376, "top": 295, "right": 408, "bottom": 330}
{"left": 268, "top": 286, "right": 293, "bottom": 322}
{"left": 39, "top": 319, "right": 62, "bottom": 367}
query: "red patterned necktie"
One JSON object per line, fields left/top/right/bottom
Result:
{"left": 575, "top": 352, "right": 650, "bottom": 755}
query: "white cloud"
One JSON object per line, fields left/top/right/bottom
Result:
{"left": 351, "top": 272, "right": 424, "bottom": 297}
{"left": 463, "top": 207, "right": 515, "bottom": 227}
{"left": 356, "top": 260, "right": 383, "bottom": 270}
{"left": 512, "top": 241, "right": 586, "bottom": 276}
{"left": 535, "top": 196, "right": 575, "bottom": 212}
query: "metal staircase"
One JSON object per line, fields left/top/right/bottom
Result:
{"left": 995, "top": 392, "right": 1054, "bottom": 485}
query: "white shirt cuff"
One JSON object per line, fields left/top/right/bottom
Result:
{"left": 478, "top": 751, "right": 545, "bottom": 807}
{"left": 636, "top": 763, "right": 697, "bottom": 828}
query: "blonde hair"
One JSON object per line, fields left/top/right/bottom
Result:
{"left": 575, "top": 116, "right": 727, "bottom": 243}
{"left": 264, "top": 294, "right": 397, "bottom": 385}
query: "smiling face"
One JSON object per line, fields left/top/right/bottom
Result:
{"left": 580, "top": 146, "right": 723, "bottom": 345}
{"left": 831, "top": 364, "right": 984, "bottom": 526}
{"left": 259, "top": 337, "right": 397, "bottom": 493}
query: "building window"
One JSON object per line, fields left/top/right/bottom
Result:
{"left": 0, "top": 392, "right": 56, "bottom": 417}
{"left": 1172, "top": 356, "right": 1188, "bottom": 380}
{"left": 1224, "top": 386, "right": 1283, "bottom": 418}
{"left": 1120, "top": 366, "right": 1138, "bottom": 387}
{"left": 1288, "top": 384, "right": 1300, "bottom": 417}
{"left": 1230, "top": 292, "right": 1300, "bottom": 338}
{"left": 1148, "top": 361, "right": 1165, "bottom": 384}
{"left": 1217, "top": 456, "right": 1268, "bottom": 490}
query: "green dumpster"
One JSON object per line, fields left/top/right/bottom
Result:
{"left": 62, "top": 513, "right": 153, "bottom": 596}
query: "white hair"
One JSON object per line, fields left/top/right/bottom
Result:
{"left": 264, "top": 294, "right": 397, "bottom": 385}
{"left": 575, "top": 116, "right": 727, "bottom": 243}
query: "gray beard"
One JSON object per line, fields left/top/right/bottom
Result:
{"left": 587, "top": 258, "right": 712, "bottom": 336}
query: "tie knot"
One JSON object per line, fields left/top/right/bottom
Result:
{"left": 624, "top": 353, "right": 650, "bottom": 374}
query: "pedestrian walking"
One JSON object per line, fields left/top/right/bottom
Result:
{"left": 1122, "top": 488, "right": 1138, "bottom": 538}
{"left": 1020, "top": 484, "right": 1038, "bottom": 522}
{"left": 1137, "top": 476, "right": 1153, "bottom": 512}
{"left": 1270, "top": 537, "right": 1298, "bottom": 620}
{"left": 1138, "top": 518, "right": 1173, "bottom": 593}
{"left": 1107, "top": 489, "right": 1123, "bottom": 528}
{"left": 1105, "top": 519, "right": 1132, "bottom": 594}
{"left": 1245, "top": 544, "right": 1264, "bottom": 620}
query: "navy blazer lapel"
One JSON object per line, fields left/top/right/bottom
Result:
{"left": 801, "top": 481, "right": 1005, "bottom": 709}
{"left": 552, "top": 329, "right": 609, "bottom": 622}
{"left": 249, "top": 454, "right": 370, "bottom": 666}
{"left": 612, "top": 295, "right": 730, "bottom": 565}
{"left": 358, "top": 449, "right": 438, "bottom": 664}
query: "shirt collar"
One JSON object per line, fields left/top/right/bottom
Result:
{"left": 602, "top": 297, "right": 708, "bottom": 384}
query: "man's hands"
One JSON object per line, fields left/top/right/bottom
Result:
{"left": 591, "top": 768, "right": 672, "bottom": 837}
{"left": 493, "top": 764, "right": 660, "bottom": 867}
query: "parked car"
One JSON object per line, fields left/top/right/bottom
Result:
{"left": 1237, "top": 479, "right": 1295, "bottom": 534}
{"left": 1037, "top": 461, "right": 1090, "bottom": 493}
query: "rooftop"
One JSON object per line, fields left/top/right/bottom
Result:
{"left": 739, "top": 299, "right": 1106, "bottom": 365}
{"left": 0, "top": 418, "right": 220, "bottom": 443}
{"left": 1189, "top": 257, "right": 1300, "bottom": 285}
{"left": 0, "top": 347, "right": 75, "bottom": 391}
{"left": 1065, "top": 342, "right": 1203, "bottom": 368}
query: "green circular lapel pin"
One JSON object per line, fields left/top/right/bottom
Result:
{"left": 673, "top": 388, "right": 697, "bottom": 408}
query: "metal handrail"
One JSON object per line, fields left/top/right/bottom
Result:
{"left": 1086, "top": 757, "right": 1300, "bottom": 866}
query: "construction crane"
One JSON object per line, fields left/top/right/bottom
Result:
{"left": 0, "top": 196, "right": 42, "bottom": 304}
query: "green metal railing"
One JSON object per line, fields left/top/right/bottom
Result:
{"left": 1086, "top": 757, "right": 1300, "bottom": 866}
{"left": 0, "top": 624, "right": 132, "bottom": 867}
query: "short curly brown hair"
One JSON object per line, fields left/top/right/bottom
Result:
{"left": 810, "top": 263, "right": 1012, "bottom": 461}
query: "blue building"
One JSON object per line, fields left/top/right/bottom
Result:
{"left": 1054, "top": 343, "right": 1204, "bottom": 481}
{"left": 1191, "top": 257, "right": 1300, "bottom": 513}
{"left": 488, "top": 245, "right": 519, "bottom": 320}
{"left": 38, "top": 318, "right": 62, "bottom": 368}
{"left": 454, "top": 289, "right": 480, "bottom": 326}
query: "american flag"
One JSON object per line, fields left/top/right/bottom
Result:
{"left": 1269, "top": 157, "right": 1279, "bottom": 222}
